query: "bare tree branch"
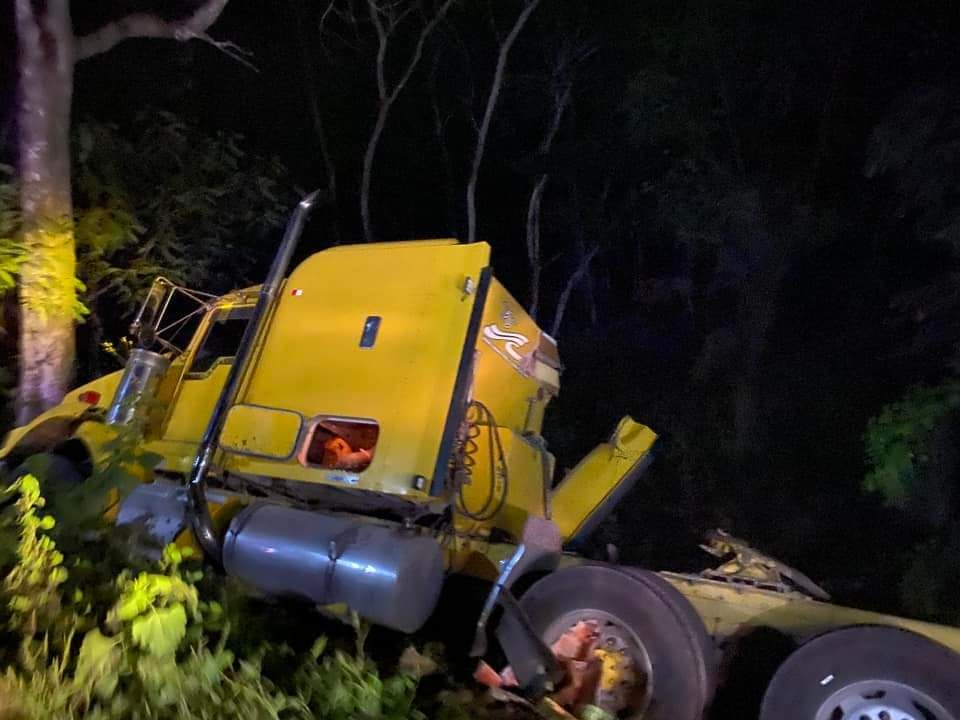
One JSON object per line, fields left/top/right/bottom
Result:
{"left": 525, "top": 63, "right": 573, "bottom": 319}
{"left": 75, "top": 0, "right": 232, "bottom": 61}
{"left": 291, "top": 0, "right": 338, "bottom": 212}
{"left": 360, "top": 0, "right": 456, "bottom": 241}
{"left": 387, "top": 3, "right": 450, "bottom": 105}
{"left": 367, "top": 0, "right": 390, "bottom": 100}
{"left": 319, "top": 0, "right": 338, "bottom": 32}
{"left": 196, "top": 32, "right": 259, "bottom": 72}
{"left": 322, "top": 1, "right": 364, "bottom": 52}
{"left": 526, "top": 174, "right": 547, "bottom": 320}
{"left": 466, "top": 0, "right": 544, "bottom": 244}
{"left": 551, "top": 242, "right": 599, "bottom": 338}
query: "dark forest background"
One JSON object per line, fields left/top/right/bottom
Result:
{"left": 2, "top": 0, "right": 960, "bottom": 625}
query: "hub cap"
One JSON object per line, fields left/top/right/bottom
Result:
{"left": 543, "top": 609, "right": 654, "bottom": 718}
{"left": 815, "top": 679, "right": 956, "bottom": 720}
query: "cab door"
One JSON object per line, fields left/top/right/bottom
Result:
{"left": 147, "top": 305, "right": 252, "bottom": 470}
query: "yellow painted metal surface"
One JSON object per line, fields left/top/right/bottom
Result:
{"left": 456, "top": 426, "right": 553, "bottom": 539}
{"left": 146, "top": 356, "right": 187, "bottom": 438}
{"left": 446, "top": 537, "right": 516, "bottom": 579}
{"left": 550, "top": 417, "right": 657, "bottom": 543}
{"left": 71, "top": 420, "right": 123, "bottom": 469}
{"left": 472, "top": 279, "right": 557, "bottom": 435}
{"left": 142, "top": 363, "right": 234, "bottom": 473}
{"left": 220, "top": 404, "right": 303, "bottom": 459}
{"left": 161, "top": 363, "right": 233, "bottom": 443}
{"left": 222, "top": 240, "right": 491, "bottom": 495}
{"left": 142, "top": 299, "right": 253, "bottom": 472}
{"left": 662, "top": 572, "right": 960, "bottom": 655}
{"left": 0, "top": 370, "right": 124, "bottom": 459}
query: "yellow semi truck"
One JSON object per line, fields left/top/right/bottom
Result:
{"left": 2, "top": 193, "right": 959, "bottom": 719}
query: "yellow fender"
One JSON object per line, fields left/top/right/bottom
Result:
{"left": 0, "top": 370, "right": 124, "bottom": 468}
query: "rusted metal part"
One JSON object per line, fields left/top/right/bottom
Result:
{"left": 496, "top": 589, "right": 564, "bottom": 692}
{"left": 700, "top": 528, "right": 830, "bottom": 600}
{"left": 477, "top": 617, "right": 644, "bottom": 718}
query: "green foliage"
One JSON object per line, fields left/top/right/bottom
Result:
{"left": 3, "top": 475, "right": 68, "bottom": 635}
{"left": 73, "top": 112, "right": 293, "bottom": 318}
{"left": 61, "top": 422, "right": 163, "bottom": 534}
{"left": 15, "top": 425, "right": 159, "bottom": 541}
{"left": 0, "top": 472, "right": 429, "bottom": 720}
{"left": 0, "top": 164, "right": 25, "bottom": 294}
{"left": 863, "top": 381, "right": 960, "bottom": 506}
{"left": 863, "top": 381, "right": 960, "bottom": 623}
{"left": 295, "top": 637, "right": 424, "bottom": 720}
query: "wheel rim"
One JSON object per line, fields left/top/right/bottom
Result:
{"left": 542, "top": 609, "right": 655, "bottom": 718}
{"left": 814, "top": 679, "right": 956, "bottom": 720}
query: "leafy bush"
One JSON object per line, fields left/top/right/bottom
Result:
{"left": 864, "top": 381, "right": 960, "bottom": 622}
{"left": 863, "top": 380, "right": 960, "bottom": 506}
{"left": 71, "top": 112, "right": 296, "bottom": 378}
{"left": 0, "top": 475, "right": 427, "bottom": 720}
{"left": 73, "top": 112, "right": 294, "bottom": 317}
{"left": 0, "top": 164, "right": 25, "bottom": 294}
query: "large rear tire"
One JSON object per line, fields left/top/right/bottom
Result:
{"left": 760, "top": 625, "right": 960, "bottom": 720}
{"left": 509, "top": 563, "right": 715, "bottom": 720}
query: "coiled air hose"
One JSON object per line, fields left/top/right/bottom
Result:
{"left": 455, "top": 400, "right": 509, "bottom": 522}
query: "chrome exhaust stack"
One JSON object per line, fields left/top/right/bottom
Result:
{"left": 187, "top": 190, "right": 321, "bottom": 564}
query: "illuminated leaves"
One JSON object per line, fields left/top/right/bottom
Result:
{"left": 3, "top": 474, "right": 69, "bottom": 634}
{"left": 75, "top": 629, "right": 122, "bottom": 700}
{"left": 0, "top": 477, "right": 427, "bottom": 720}
{"left": 0, "top": 164, "right": 24, "bottom": 294}
{"left": 131, "top": 604, "right": 187, "bottom": 657}
{"left": 107, "top": 571, "right": 199, "bottom": 633}
{"left": 73, "top": 113, "right": 293, "bottom": 319}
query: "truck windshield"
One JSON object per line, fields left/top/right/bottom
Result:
{"left": 129, "top": 277, "right": 217, "bottom": 355}
{"left": 188, "top": 306, "right": 253, "bottom": 375}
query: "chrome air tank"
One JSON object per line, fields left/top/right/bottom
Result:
{"left": 222, "top": 504, "right": 445, "bottom": 633}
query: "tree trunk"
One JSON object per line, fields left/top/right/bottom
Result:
{"left": 12, "top": 0, "right": 232, "bottom": 423}
{"left": 15, "top": 0, "right": 76, "bottom": 424}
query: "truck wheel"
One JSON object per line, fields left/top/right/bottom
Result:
{"left": 513, "top": 563, "right": 714, "bottom": 720}
{"left": 760, "top": 625, "right": 960, "bottom": 720}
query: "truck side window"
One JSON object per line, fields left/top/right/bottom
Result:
{"left": 188, "top": 307, "right": 253, "bottom": 375}
{"left": 300, "top": 418, "right": 379, "bottom": 473}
